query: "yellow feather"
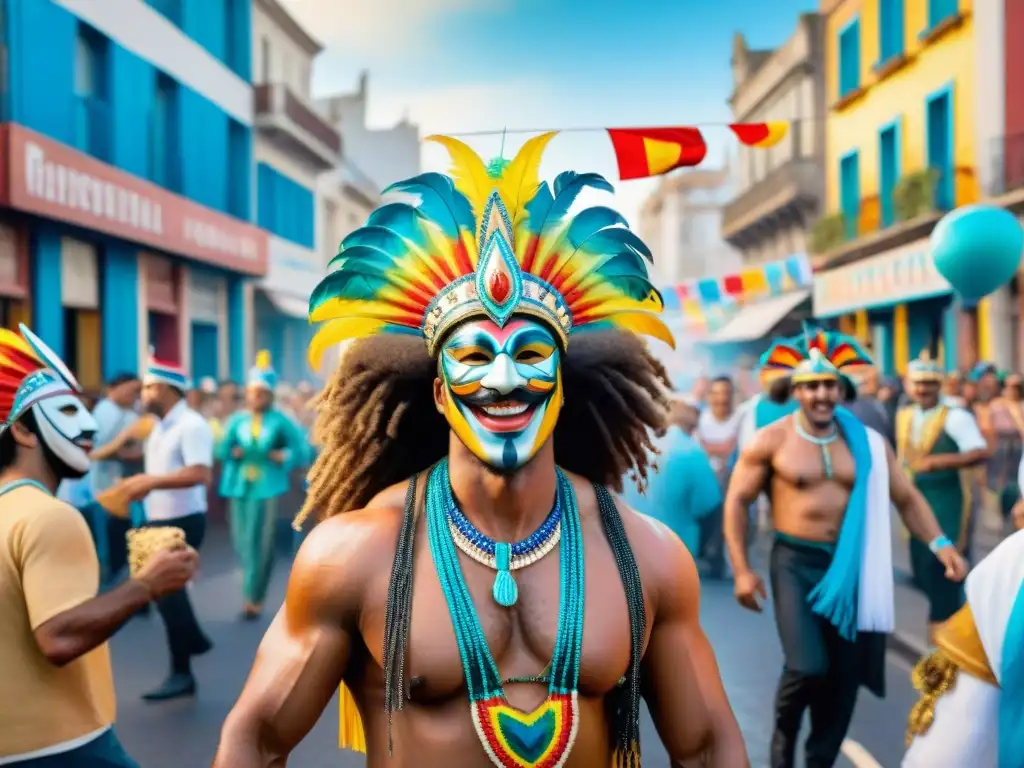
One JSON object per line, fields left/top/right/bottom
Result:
{"left": 255, "top": 349, "right": 271, "bottom": 370}
{"left": 424, "top": 135, "right": 493, "bottom": 217}
{"left": 497, "top": 131, "right": 558, "bottom": 229}
{"left": 309, "top": 297, "right": 421, "bottom": 325}
{"left": 605, "top": 313, "right": 676, "bottom": 349}
{"left": 308, "top": 317, "right": 390, "bottom": 369}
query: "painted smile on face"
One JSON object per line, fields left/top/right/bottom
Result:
{"left": 439, "top": 317, "right": 562, "bottom": 471}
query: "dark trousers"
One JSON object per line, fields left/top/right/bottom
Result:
{"left": 769, "top": 539, "right": 865, "bottom": 768}
{"left": 144, "top": 513, "right": 210, "bottom": 675}
{"left": 9, "top": 729, "right": 138, "bottom": 767}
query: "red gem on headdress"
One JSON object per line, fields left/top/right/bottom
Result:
{"left": 489, "top": 270, "right": 511, "bottom": 304}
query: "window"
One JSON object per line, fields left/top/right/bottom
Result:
{"left": 838, "top": 18, "right": 861, "bottom": 98}
{"left": 928, "top": 0, "right": 959, "bottom": 30}
{"left": 261, "top": 37, "right": 271, "bottom": 83}
{"left": 878, "top": 0, "right": 904, "bottom": 63}
{"left": 74, "top": 25, "right": 110, "bottom": 161}
{"left": 878, "top": 122, "right": 900, "bottom": 227}
{"left": 227, "top": 120, "right": 250, "bottom": 219}
{"left": 150, "top": 73, "right": 179, "bottom": 191}
{"left": 839, "top": 152, "right": 860, "bottom": 239}
{"left": 927, "top": 88, "right": 954, "bottom": 210}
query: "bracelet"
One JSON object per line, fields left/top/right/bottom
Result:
{"left": 929, "top": 535, "right": 953, "bottom": 554}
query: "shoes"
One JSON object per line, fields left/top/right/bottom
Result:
{"left": 142, "top": 673, "right": 196, "bottom": 701}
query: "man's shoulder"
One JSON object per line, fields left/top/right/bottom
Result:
{"left": 2, "top": 488, "right": 89, "bottom": 552}
{"left": 178, "top": 407, "right": 213, "bottom": 433}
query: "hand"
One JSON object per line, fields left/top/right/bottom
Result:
{"left": 733, "top": 569, "right": 767, "bottom": 612}
{"left": 113, "top": 475, "right": 154, "bottom": 502}
{"left": 135, "top": 546, "right": 199, "bottom": 600}
{"left": 268, "top": 450, "right": 286, "bottom": 464}
{"left": 936, "top": 545, "right": 968, "bottom": 582}
{"left": 910, "top": 456, "right": 936, "bottom": 474}
{"left": 231, "top": 446, "right": 244, "bottom": 459}
{"left": 1013, "top": 500, "right": 1024, "bottom": 531}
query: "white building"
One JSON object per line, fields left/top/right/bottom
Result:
{"left": 251, "top": 0, "right": 342, "bottom": 381}
{"left": 637, "top": 166, "right": 742, "bottom": 287}
{"left": 318, "top": 72, "right": 421, "bottom": 193}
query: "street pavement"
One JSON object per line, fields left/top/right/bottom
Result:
{"left": 110, "top": 525, "right": 922, "bottom": 768}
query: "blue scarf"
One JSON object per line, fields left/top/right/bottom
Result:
{"left": 1000, "top": 582, "right": 1024, "bottom": 767}
{"left": 807, "top": 406, "right": 871, "bottom": 642}
{"left": 754, "top": 396, "right": 798, "bottom": 430}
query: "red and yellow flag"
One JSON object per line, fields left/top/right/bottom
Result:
{"left": 606, "top": 127, "right": 707, "bottom": 180}
{"left": 728, "top": 121, "right": 788, "bottom": 149}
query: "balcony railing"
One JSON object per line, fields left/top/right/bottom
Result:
{"left": 254, "top": 83, "right": 341, "bottom": 166}
{"left": 74, "top": 95, "right": 112, "bottom": 164}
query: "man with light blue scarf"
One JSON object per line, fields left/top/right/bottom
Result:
{"left": 724, "top": 326, "right": 967, "bottom": 768}
{"left": 903, "top": 528, "right": 1024, "bottom": 767}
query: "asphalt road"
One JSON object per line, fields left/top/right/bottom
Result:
{"left": 110, "top": 526, "right": 919, "bottom": 768}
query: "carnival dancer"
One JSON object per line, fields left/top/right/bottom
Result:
{"left": 214, "top": 134, "right": 749, "bottom": 767}
{"left": 903, "top": 527, "right": 1024, "bottom": 767}
{"left": 107, "top": 355, "right": 215, "bottom": 701}
{"left": 0, "top": 325, "right": 196, "bottom": 766}
{"left": 217, "top": 350, "right": 309, "bottom": 619}
{"left": 723, "top": 326, "right": 968, "bottom": 768}
{"left": 897, "top": 355, "right": 989, "bottom": 637}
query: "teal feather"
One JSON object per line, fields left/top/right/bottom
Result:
{"left": 578, "top": 226, "right": 653, "bottom": 261}
{"left": 310, "top": 271, "right": 393, "bottom": 307}
{"left": 329, "top": 226, "right": 416, "bottom": 270}
{"left": 384, "top": 172, "right": 476, "bottom": 237}
{"left": 365, "top": 204, "right": 431, "bottom": 247}
{"left": 524, "top": 172, "right": 615, "bottom": 238}
{"left": 601, "top": 275, "right": 661, "bottom": 301}
{"left": 565, "top": 206, "right": 629, "bottom": 244}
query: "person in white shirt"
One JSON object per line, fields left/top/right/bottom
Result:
{"left": 108, "top": 355, "right": 214, "bottom": 702}
{"left": 695, "top": 375, "right": 742, "bottom": 579}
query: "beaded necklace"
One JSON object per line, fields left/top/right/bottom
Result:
{"left": 794, "top": 412, "right": 839, "bottom": 479}
{"left": 426, "top": 460, "right": 584, "bottom": 768}
{"left": 446, "top": 492, "right": 562, "bottom": 606}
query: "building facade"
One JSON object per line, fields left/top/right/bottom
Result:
{"left": 637, "top": 166, "right": 742, "bottom": 288}
{"left": 0, "top": 0, "right": 265, "bottom": 391}
{"left": 813, "top": 0, "right": 985, "bottom": 376}
{"left": 250, "top": 0, "right": 341, "bottom": 385}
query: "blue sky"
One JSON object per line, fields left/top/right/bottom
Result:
{"left": 284, "top": 0, "right": 818, "bottom": 223}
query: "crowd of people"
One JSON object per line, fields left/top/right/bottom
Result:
{"left": 2, "top": 132, "right": 1022, "bottom": 768}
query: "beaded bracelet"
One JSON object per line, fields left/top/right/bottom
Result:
{"left": 928, "top": 534, "right": 953, "bottom": 554}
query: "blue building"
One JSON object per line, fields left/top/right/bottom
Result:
{"left": 0, "top": 0, "right": 267, "bottom": 391}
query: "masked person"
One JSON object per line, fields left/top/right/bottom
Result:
{"left": 107, "top": 355, "right": 215, "bottom": 701}
{"left": 897, "top": 355, "right": 989, "bottom": 639}
{"left": 723, "top": 326, "right": 968, "bottom": 768}
{"left": 217, "top": 351, "right": 309, "bottom": 619}
{"left": 903, "top": 527, "right": 1024, "bottom": 767}
{"left": 0, "top": 325, "right": 197, "bottom": 767}
{"left": 214, "top": 134, "right": 749, "bottom": 767}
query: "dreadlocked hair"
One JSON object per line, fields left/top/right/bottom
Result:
{"left": 294, "top": 328, "right": 673, "bottom": 530}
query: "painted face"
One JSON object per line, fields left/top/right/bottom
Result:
{"left": 30, "top": 392, "right": 98, "bottom": 475}
{"left": 439, "top": 317, "right": 562, "bottom": 471}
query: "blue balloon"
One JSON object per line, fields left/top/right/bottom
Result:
{"left": 931, "top": 205, "right": 1023, "bottom": 301}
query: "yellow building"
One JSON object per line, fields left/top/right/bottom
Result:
{"left": 811, "top": 0, "right": 989, "bottom": 375}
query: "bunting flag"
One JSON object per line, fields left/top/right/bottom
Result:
{"left": 606, "top": 127, "right": 707, "bottom": 180}
{"left": 729, "top": 121, "right": 788, "bottom": 149}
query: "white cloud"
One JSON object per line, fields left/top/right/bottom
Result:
{"left": 279, "top": 0, "right": 505, "bottom": 56}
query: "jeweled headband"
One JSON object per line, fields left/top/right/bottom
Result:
{"left": 306, "top": 132, "right": 674, "bottom": 365}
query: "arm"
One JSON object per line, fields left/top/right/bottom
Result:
{"left": 723, "top": 427, "right": 774, "bottom": 577}
{"left": 919, "top": 409, "right": 990, "bottom": 471}
{"left": 214, "top": 515, "right": 368, "bottom": 767}
{"left": 642, "top": 525, "right": 749, "bottom": 767}
{"left": 24, "top": 503, "right": 151, "bottom": 666}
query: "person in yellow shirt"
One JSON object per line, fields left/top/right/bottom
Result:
{"left": 0, "top": 324, "right": 197, "bottom": 767}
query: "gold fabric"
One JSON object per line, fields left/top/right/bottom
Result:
{"left": 905, "top": 604, "right": 998, "bottom": 745}
{"left": 896, "top": 405, "right": 949, "bottom": 471}
{"left": 338, "top": 682, "right": 367, "bottom": 753}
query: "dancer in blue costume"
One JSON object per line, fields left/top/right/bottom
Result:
{"left": 724, "top": 325, "right": 968, "bottom": 768}
{"left": 904, "top": 528, "right": 1024, "bottom": 768}
{"left": 215, "top": 134, "right": 749, "bottom": 767}
{"left": 217, "top": 351, "right": 310, "bottom": 619}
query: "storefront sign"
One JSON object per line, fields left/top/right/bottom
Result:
{"left": 813, "top": 239, "right": 951, "bottom": 318}
{"left": 0, "top": 123, "right": 269, "bottom": 276}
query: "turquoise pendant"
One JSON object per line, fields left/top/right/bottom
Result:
{"left": 492, "top": 542, "right": 518, "bottom": 607}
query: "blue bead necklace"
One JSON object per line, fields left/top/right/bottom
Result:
{"left": 446, "top": 483, "right": 562, "bottom": 607}
{"left": 426, "top": 460, "right": 585, "bottom": 768}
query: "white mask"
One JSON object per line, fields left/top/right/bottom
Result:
{"left": 31, "top": 393, "right": 98, "bottom": 474}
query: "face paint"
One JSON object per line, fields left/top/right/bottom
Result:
{"left": 439, "top": 317, "right": 562, "bottom": 471}
{"left": 31, "top": 393, "right": 98, "bottom": 476}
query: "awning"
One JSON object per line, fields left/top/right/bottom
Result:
{"left": 260, "top": 288, "right": 309, "bottom": 319}
{"left": 702, "top": 289, "right": 810, "bottom": 343}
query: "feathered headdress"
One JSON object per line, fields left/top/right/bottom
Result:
{"left": 0, "top": 324, "right": 82, "bottom": 430}
{"left": 247, "top": 349, "right": 277, "bottom": 391}
{"left": 307, "top": 132, "right": 673, "bottom": 364}
{"left": 759, "top": 324, "right": 872, "bottom": 388}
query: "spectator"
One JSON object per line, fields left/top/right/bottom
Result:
{"left": 694, "top": 375, "right": 741, "bottom": 579}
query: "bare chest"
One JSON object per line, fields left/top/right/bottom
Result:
{"left": 359, "top": 519, "right": 634, "bottom": 711}
{"left": 773, "top": 431, "right": 856, "bottom": 490}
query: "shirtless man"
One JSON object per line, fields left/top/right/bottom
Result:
{"left": 214, "top": 135, "right": 748, "bottom": 766}
{"left": 724, "top": 327, "right": 967, "bottom": 768}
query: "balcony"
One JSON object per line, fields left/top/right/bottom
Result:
{"left": 721, "top": 129, "right": 823, "bottom": 248}
{"left": 810, "top": 165, "right": 979, "bottom": 268}
{"left": 254, "top": 83, "right": 341, "bottom": 171}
